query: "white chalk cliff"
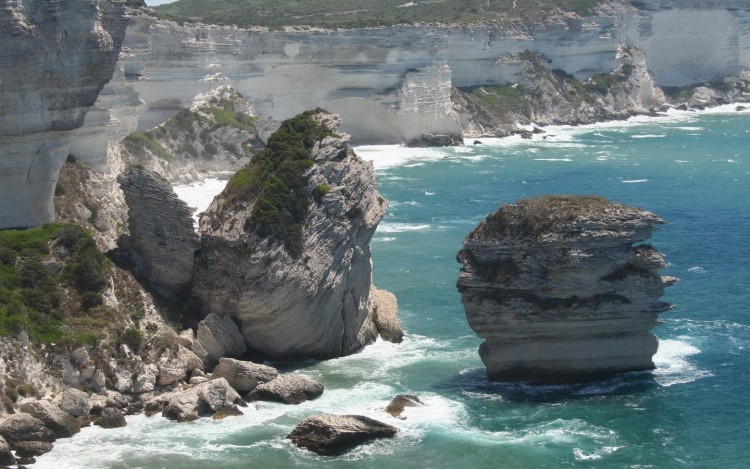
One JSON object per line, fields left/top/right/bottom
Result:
{"left": 457, "top": 196, "right": 678, "bottom": 383}
{"left": 0, "top": 0, "right": 127, "bottom": 229}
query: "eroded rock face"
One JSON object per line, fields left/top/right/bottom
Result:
{"left": 118, "top": 167, "right": 200, "bottom": 300}
{"left": 211, "top": 357, "right": 278, "bottom": 393}
{"left": 371, "top": 288, "right": 403, "bottom": 343}
{"left": 194, "top": 111, "right": 392, "bottom": 359}
{"left": 194, "top": 313, "right": 247, "bottom": 367}
{"left": 18, "top": 400, "right": 80, "bottom": 438}
{"left": 0, "top": 0, "right": 126, "bottom": 229}
{"left": 287, "top": 414, "right": 398, "bottom": 456}
{"left": 161, "top": 377, "right": 243, "bottom": 422}
{"left": 457, "top": 195, "right": 678, "bottom": 383}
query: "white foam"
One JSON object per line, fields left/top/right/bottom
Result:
{"left": 173, "top": 178, "right": 227, "bottom": 224}
{"left": 622, "top": 179, "right": 648, "bottom": 183}
{"left": 377, "top": 222, "right": 431, "bottom": 233}
{"left": 653, "top": 339, "right": 712, "bottom": 387}
{"left": 534, "top": 158, "right": 572, "bottom": 162}
{"left": 688, "top": 266, "right": 707, "bottom": 273}
{"left": 631, "top": 134, "right": 666, "bottom": 139}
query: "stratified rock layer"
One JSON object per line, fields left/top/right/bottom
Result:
{"left": 0, "top": 0, "right": 126, "bottom": 228}
{"left": 118, "top": 167, "right": 200, "bottom": 300}
{"left": 457, "top": 195, "right": 678, "bottom": 383}
{"left": 194, "top": 111, "right": 390, "bottom": 359}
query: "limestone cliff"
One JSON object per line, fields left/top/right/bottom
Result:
{"left": 117, "top": 167, "right": 200, "bottom": 301}
{"left": 71, "top": 1, "right": 750, "bottom": 156}
{"left": 0, "top": 0, "right": 127, "bottom": 229}
{"left": 114, "top": 85, "right": 264, "bottom": 183}
{"left": 456, "top": 195, "right": 678, "bottom": 383}
{"left": 193, "top": 110, "right": 391, "bottom": 359}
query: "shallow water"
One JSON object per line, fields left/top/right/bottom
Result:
{"left": 36, "top": 106, "right": 750, "bottom": 468}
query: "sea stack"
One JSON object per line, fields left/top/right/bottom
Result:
{"left": 457, "top": 195, "right": 678, "bottom": 383}
{"left": 193, "top": 110, "right": 395, "bottom": 359}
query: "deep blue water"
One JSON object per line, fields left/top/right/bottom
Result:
{"left": 37, "top": 108, "right": 750, "bottom": 468}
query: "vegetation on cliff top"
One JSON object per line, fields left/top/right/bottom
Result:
{"left": 469, "top": 195, "right": 618, "bottom": 240}
{"left": 0, "top": 224, "right": 110, "bottom": 345}
{"left": 154, "top": 0, "right": 601, "bottom": 29}
{"left": 224, "top": 109, "right": 333, "bottom": 258}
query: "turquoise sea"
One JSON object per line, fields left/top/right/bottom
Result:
{"left": 37, "top": 107, "right": 750, "bottom": 468}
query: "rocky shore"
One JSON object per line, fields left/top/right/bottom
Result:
{"left": 457, "top": 195, "right": 678, "bottom": 382}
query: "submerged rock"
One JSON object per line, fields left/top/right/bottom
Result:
{"left": 457, "top": 195, "right": 678, "bottom": 383}
{"left": 384, "top": 394, "right": 424, "bottom": 419}
{"left": 287, "top": 414, "right": 398, "bottom": 456}
{"left": 246, "top": 374, "right": 324, "bottom": 404}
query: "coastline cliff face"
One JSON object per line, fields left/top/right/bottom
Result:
{"left": 0, "top": 0, "right": 127, "bottom": 229}
{"left": 193, "top": 110, "right": 389, "bottom": 359}
{"left": 457, "top": 195, "right": 678, "bottom": 382}
{"left": 70, "top": 1, "right": 750, "bottom": 159}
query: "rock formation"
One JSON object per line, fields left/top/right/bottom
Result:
{"left": 211, "top": 358, "right": 278, "bottom": 393}
{"left": 0, "top": 0, "right": 127, "bottom": 229}
{"left": 118, "top": 166, "right": 200, "bottom": 300}
{"left": 384, "top": 394, "right": 424, "bottom": 419}
{"left": 246, "top": 374, "right": 324, "bottom": 404}
{"left": 71, "top": 2, "right": 750, "bottom": 159}
{"left": 287, "top": 414, "right": 398, "bottom": 456}
{"left": 457, "top": 195, "right": 678, "bottom": 383}
{"left": 371, "top": 288, "right": 404, "bottom": 343}
{"left": 193, "top": 110, "right": 392, "bottom": 359}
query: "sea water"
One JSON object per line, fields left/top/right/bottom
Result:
{"left": 36, "top": 106, "right": 750, "bottom": 468}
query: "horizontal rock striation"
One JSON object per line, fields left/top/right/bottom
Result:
{"left": 0, "top": 0, "right": 127, "bottom": 228}
{"left": 457, "top": 195, "right": 678, "bottom": 383}
{"left": 193, "top": 110, "right": 391, "bottom": 359}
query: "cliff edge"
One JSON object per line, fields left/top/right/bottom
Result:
{"left": 193, "top": 110, "right": 394, "bottom": 359}
{"left": 0, "top": 0, "right": 127, "bottom": 229}
{"left": 457, "top": 195, "right": 678, "bottom": 383}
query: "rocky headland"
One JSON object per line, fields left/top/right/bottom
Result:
{"left": 194, "top": 110, "right": 393, "bottom": 358}
{"left": 457, "top": 195, "right": 678, "bottom": 382}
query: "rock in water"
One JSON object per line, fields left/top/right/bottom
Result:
{"left": 246, "top": 374, "right": 324, "bottom": 404}
{"left": 384, "top": 395, "right": 424, "bottom": 419}
{"left": 18, "top": 400, "right": 80, "bottom": 438}
{"left": 456, "top": 195, "right": 678, "bottom": 383}
{"left": 371, "top": 288, "right": 404, "bottom": 343}
{"left": 194, "top": 110, "right": 393, "bottom": 359}
{"left": 97, "top": 408, "right": 127, "bottom": 429}
{"left": 212, "top": 357, "right": 278, "bottom": 393}
{"left": 0, "top": 435, "right": 15, "bottom": 466}
{"left": 287, "top": 414, "right": 398, "bottom": 456}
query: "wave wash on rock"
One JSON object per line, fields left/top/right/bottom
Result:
{"left": 457, "top": 195, "right": 678, "bottom": 383}
{"left": 193, "top": 110, "right": 390, "bottom": 359}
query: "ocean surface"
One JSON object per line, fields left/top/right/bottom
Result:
{"left": 36, "top": 107, "right": 750, "bottom": 468}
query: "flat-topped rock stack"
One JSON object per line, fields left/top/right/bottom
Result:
{"left": 457, "top": 195, "right": 678, "bottom": 383}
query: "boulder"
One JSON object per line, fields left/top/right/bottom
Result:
{"left": 59, "top": 388, "right": 90, "bottom": 417}
{"left": 246, "top": 374, "right": 324, "bottom": 404}
{"left": 12, "top": 440, "right": 54, "bottom": 458}
{"left": 456, "top": 195, "right": 678, "bottom": 382}
{"left": 131, "top": 363, "right": 158, "bottom": 394}
{"left": 0, "top": 435, "right": 15, "bottom": 466}
{"left": 162, "top": 378, "right": 243, "bottom": 422}
{"left": 18, "top": 400, "right": 80, "bottom": 438}
{"left": 212, "top": 405, "right": 244, "bottom": 420}
{"left": 287, "top": 414, "right": 398, "bottom": 456}
{"left": 212, "top": 358, "right": 278, "bottom": 393}
{"left": 371, "top": 287, "right": 403, "bottom": 343}
{"left": 405, "top": 133, "right": 464, "bottom": 147}
{"left": 385, "top": 395, "right": 423, "bottom": 419}
{"left": 97, "top": 407, "right": 127, "bottom": 429}
{"left": 0, "top": 413, "right": 56, "bottom": 444}
{"left": 195, "top": 314, "right": 247, "bottom": 366}
{"left": 157, "top": 346, "right": 203, "bottom": 386}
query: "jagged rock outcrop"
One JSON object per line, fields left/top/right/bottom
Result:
{"left": 246, "top": 374, "right": 324, "bottom": 404}
{"left": 287, "top": 414, "right": 398, "bottom": 456}
{"left": 97, "top": 407, "right": 127, "bottom": 428}
{"left": 194, "top": 111, "right": 394, "bottom": 359}
{"left": 59, "top": 389, "right": 90, "bottom": 418}
{"left": 113, "top": 85, "right": 263, "bottom": 182}
{"left": 371, "top": 288, "right": 403, "bottom": 343}
{"left": 118, "top": 167, "right": 200, "bottom": 300}
{"left": 0, "top": 0, "right": 127, "bottom": 229}
{"left": 194, "top": 313, "right": 247, "bottom": 366}
{"left": 18, "top": 400, "right": 80, "bottom": 438}
{"left": 0, "top": 413, "right": 55, "bottom": 446}
{"left": 457, "top": 195, "right": 678, "bottom": 383}
{"left": 161, "top": 377, "right": 243, "bottom": 422}
{"left": 211, "top": 358, "right": 278, "bottom": 393}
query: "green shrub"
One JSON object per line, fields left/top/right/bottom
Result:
{"left": 119, "top": 327, "right": 144, "bottom": 352}
{"left": 312, "top": 184, "right": 330, "bottom": 201}
{"left": 0, "top": 247, "right": 16, "bottom": 266}
{"left": 81, "top": 292, "right": 104, "bottom": 311}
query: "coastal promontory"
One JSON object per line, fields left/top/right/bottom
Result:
{"left": 457, "top": 195, "right": 678, "bottom": 382}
